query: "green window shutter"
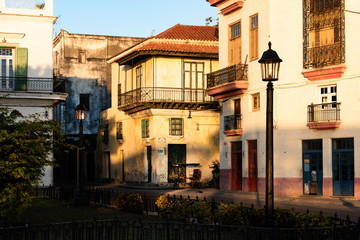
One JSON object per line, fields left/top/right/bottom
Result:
{"left": 15, "top": 47, "right": 28, "bottom": 91}
{"left": 141, "top": 119, "right": 146, "bottom": 138}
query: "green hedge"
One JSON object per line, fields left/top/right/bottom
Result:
{"left": 155, "top": 196, "right": 334, "bottom": 228}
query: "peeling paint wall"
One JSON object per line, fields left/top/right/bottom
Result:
{"left": 52, "top": 30, "right": 144, "bottom": 183}
{"left": 53, "top": 30, "right": 144, "bottom": 135}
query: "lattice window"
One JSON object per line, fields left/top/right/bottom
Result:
{"left": 303, "top": 0, "right": 345, "bottom": 69}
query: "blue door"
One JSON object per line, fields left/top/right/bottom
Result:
{"left": 333, "top": 138, "right": 354, "bottom": 196}
{"left": 303, "top": 140, "right": 323, "bottom": 195}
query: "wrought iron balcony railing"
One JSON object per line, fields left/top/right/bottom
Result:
{"left": 305, "top": 43, "right": 344, "bottom": 69}
{"left": 207, "top": 63, "right": 248, "bottom": 88}
{"left": 118, "top": 87, "right": 216, "bottom": 108}
{"left": 224, "top": 114, "right": 242, "bottom": 130}
{"left": 0, "top": 76, "right": 65, "bottom": 93}
{"left": 307, "top": 102, "right": 341, "bottom": 123}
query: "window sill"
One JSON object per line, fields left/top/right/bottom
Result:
{"left": 169, "top": 135, "right": 184, "bottom": 140}
{"left": 302, "top": 64, "right": 346, "bottom": 81}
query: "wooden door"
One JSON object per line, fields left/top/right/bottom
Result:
{"left": 248, "top": 140, "right": 257, "bottom": 192}
{"left": 147, "top": 146, "right": 152, "bottom": 183}
{"left": 231, "top": 141, "right": 242, "bottom": 190}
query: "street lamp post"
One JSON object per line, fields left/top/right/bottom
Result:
{"left": 75, "top": 104, "right": 88, "bottom": 205}
{"left": 258, "top": 42, "right": 282, "bottom": 219}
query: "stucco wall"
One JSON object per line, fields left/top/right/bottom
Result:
{"left": 101, "top": 54, "right": 219, "bottom": 183}
{"left": 214, "top": 0, "right": 360, "bottom": 198}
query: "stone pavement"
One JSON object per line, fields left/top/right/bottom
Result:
{"left": 97, "top": 183, "right": 360, "bottom": 221}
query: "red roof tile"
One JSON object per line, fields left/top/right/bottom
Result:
{"left": 155, "top": 24, "right": 218, "bottom": 41}
{"left": 138, "top": 42, "right": 218, "bottom": 54}
{"left": 108, "top": 24, "right": 219, "bottom": 62}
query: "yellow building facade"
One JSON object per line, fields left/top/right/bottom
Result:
{"left": 98, "top": 24, "right": 220, "bottom": 185}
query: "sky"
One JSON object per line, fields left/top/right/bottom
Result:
{"left": 53, "top": 0, "right": 218, "bottom": 38}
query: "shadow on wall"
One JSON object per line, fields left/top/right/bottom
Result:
{"left": 61, "top": 77, "right": 108, "bottom": 136}
{"left": 96, "top": 114, "right": 221, "bottom": 184}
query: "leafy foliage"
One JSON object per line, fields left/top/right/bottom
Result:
{"left": 189, "top": 201, "right": 212, "bottom": 224}
{"left": 117, "top": 193, "right": 143, "bottom": 214}
{"left": 0, "top": 107, "right": 70, "bottom": 221}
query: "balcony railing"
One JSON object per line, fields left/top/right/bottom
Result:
{"left": 0, "top": 76, "right": 65, "bottom": 93}
{"left": 308, "top": 102, "right": 341, "bottom": 123}
{"left": 118, "top": 87, "right": 216, "bottom": 108}
{"left": 224, "top": 114, "right": 242, "bottom": 130}
{"left": 207, "top": 63, "right": 248, "bottom": 88}
{"left": 305, "top": 43, "right": 343, "bottom": 69}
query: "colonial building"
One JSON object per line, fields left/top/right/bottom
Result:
{"left": 0, "top": 0, "right": 67, "bottom": 185}
{"left": 206, "top": 0, "right": 360, "bottom": 198}
{"left": 52, "top": 30, "right": 144, "bottom": 183}
{"left": 100, "top": 24, "right": 220, "bottom": 184}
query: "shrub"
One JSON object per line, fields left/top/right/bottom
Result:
{"left": 215, "top": 202, "right": 248, "bottom": 226}
{"left": 172, "top": 198, "right": 191, "bottom": 222}
{"left": 124, "top": 194, "right": 143, "bottom": 214}
{"left": 116, "top": 193, "right": 129, "bottom": 211}
{"left": 155, "top": 195, "right": 172, "bottom": 219}
{"left": 189, "top": 201, "right": 212, "bottom": 224}
{"left": 247, "top": 208, "right": 266, "bottom": 227}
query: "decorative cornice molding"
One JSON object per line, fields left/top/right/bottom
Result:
{"left": 220, "top": 1, "right": 244, "bottom": 15}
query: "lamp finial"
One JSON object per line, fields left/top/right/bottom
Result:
{"left": 268, "top": 42, "right": 272, "bottom": 49}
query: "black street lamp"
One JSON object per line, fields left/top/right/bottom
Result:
{"left": 258, "top": 42, "right": 282, "bottom": 219}
{"left": 75, "top": 104, "right": 87, "bottom": 188}
{"left": 75, "top": 104, "right": 88, "bottom": 206}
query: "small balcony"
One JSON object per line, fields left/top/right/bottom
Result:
{"left": 206, "top": 63, "right": 248, "bottom": 100}
{"left": 307, "top": 103, "right": 341, "bottom": 129}
{"left": 0, "top": 76, "right": 65, "bottom": 93}
{"left": 224, "top": 114, "right": 243, "bottom": 136}
{"left": 118, "top": 87, "right": 218, "bottom": 114}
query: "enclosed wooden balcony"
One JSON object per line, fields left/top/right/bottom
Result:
{"left": 206, "top": 63, "right": 248, "bottom": 100}
{"left": 224, "top": 114, "right": 242, "bottom": 136}
{"left": 118, "top": 87, "right": 219, "bottom": 114}
{"left": 307, "top": 102, "right": 341, "bottom": 129}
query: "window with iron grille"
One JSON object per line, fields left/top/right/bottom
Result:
{"left": 170, "top": 118, "right": 183, "bottom": 136}
{"left": 116, "top": 122, "right": 123, "bottom": 140}
{"left": 303, "top": 0, "right": 345, "bottom": 69}
{"left": 141, "top": 119, "right": 149, "bottom": 138}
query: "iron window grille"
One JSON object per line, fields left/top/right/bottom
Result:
{"left": 303, "top": 0, "right": 345, "bottom": 69}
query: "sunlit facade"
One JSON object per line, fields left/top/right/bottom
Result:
{"left": 98, "top": 24, "right": 220, "bottom": 184}
{"left": 206, "top": 0, "right": 360, "bottom": 198}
